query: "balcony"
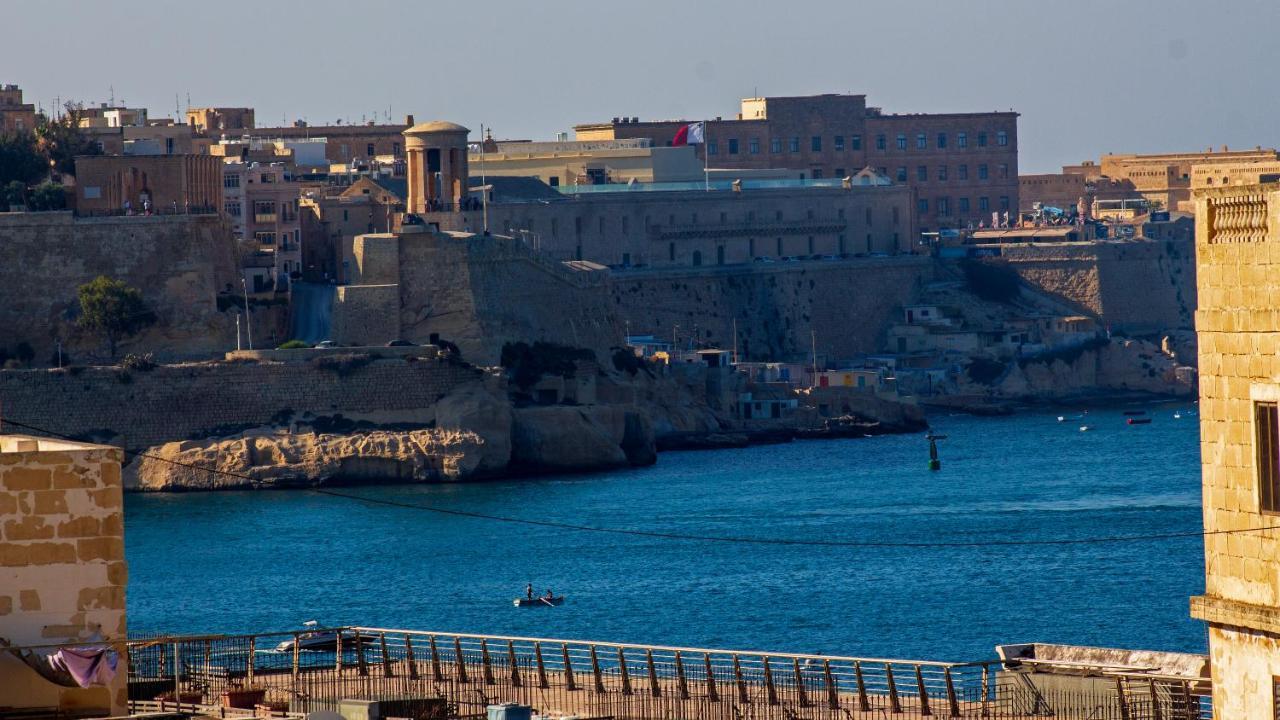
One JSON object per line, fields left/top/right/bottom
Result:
{"left": 253, "top": 212, "right": 278, "bottom": 224}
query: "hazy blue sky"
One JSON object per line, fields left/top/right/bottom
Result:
{"left": 5, "top": 0, "right": 1278, "bottom": 172}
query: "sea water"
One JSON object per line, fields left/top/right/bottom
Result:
{"left": 125, "top": 403, "right": 1205, "bottom": 661}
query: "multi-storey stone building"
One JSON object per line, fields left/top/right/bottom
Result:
{"left": 1191, "top": 181, "right": 1280, "bottom": 717}
{"left": 0, "top": 84, "right": 37, "bottom": 132}
{"left": 574, "top": 94, "right": 1018, "bottom": 235}
{"left": 406, "top": 120, "right": 917, "bottom": 266}
{"left": 186, "top": 106, "right": 255, "bottom": 135}
{"left": 222, "top": 161, "right": 302, "bottom": 293}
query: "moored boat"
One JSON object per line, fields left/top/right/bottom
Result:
{"left": 1127, "top": 417, "right": 1152, "bottom": 425}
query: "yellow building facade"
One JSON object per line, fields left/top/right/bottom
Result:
{"left": 1192, "top": 183, "right": 1280, "bottom": 717}
{"left": 0, "top": 435, "right": 128, "bottom": 714}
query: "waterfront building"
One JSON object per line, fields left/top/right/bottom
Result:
{"left": 405, "top": 120, "right": 917, "bottom": 266}
{"left": 0, "top": 435, "right": 128, "bottom": 715}
{"left": 299, "top": 177, "right": 405, "bottom": 282}
{"left": 0, "top": 83, "right": 37, "bottom": 132}
{"left": 1191, "top": 181, "right": 1280, "bottom": 717}
{"left": 575, "top": 93, "right": 1019, "bottom": 235}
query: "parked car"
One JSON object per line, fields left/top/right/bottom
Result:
{"left": 316, "top": 340, "right": 336, "bottom": 349}
{"left": 387, "top": 339, "right": 414, "bottom": 347}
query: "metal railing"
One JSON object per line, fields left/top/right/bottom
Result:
{"left": 39, "top": 628, "right": 1208, "bottom": 720}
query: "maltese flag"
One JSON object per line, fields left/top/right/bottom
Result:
{"left": 673, "top": 121, "right": 705, "bottom": 146}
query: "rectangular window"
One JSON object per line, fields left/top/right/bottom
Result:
{"left": 876, "top": 134, "right": 886, "bottom": 150}
{"left": 957, "top": 132, "right": 968, "bottom": 148}
{"left": 917, "top": 198, "right": 929, "bottom": 214}
{"left": 771, "top": 137, "right": 782, "bottom": 153}
{"left": 1257, "top": 401, "right": 1280, "bottom": 512}
{"left": 978, "top": 132, "right": 988, "bottom": 147}
{"left": 896, "top": 133, "right": 907, "bottom": 150}
{"left": 851, "top": 134, "right": 862, "bottom": 150}
{"left": 997, "top": 130, "right": 1009, "bottom": 146}
{"left": 812, "top": 169, "right": 823, "bottom": 179}
{"left": 958, "top": 164, "right": 968, "bottom": 180}
{"left": 811, "top": 136, "right": 822, "bottom": 152}
{"left": 999, "top": 163, "right": 1009, "bottom": 179}
{"left": 367, "top": 143, "right": 375, "bottom": 156}
{"left": 749, "top": 138, "right": 760, "bottom": 154}
{"left": 224, "top": 201, "right": 241, "bottom": 217}
{"left": 789, "top": 137, "right": 800, "bottom": 153}
{"left": 896, "top": 166, "right": 907, "bottom": 182}
{"left": 707, "top": 141, "right": 718, "bottom": 155}
{"left": 938, "top": 197, "right": 950, "bottom": 215}
{"left": 916, "top": 165, "right": 927, "bottom": 182}
{"left": 916, "top": 133, "right": 927, "bottom": 150}
{"left": 254, "top": 231, "right": 276, "bottom": 245}
{"left": 978, "top": 164, "right": 989, "bottom": 180}
{"left": 958, "top": 197, "right": 970, "bottom": 212}
{"left": 937, "top": 133, "right": 947, "bottom": 149}
{"left": 1000, "top": 196, "right": 1010, "bottom": 211}
{"left": 834, "top": 135, "right": 844, "bottom": 152}
{"left": 979, "top": 196, "right": 990, "bottom": 211}
{"left": 938, "top": 165, "right": 948, "bottom": 181}
{"left": 835, "top": 167, "right": 845, "bottom": 178}
{"left": 728, "top": 138, "right": 739, "bottom": 154}
{"left": 224, "top": 174, "right": 240, "bottom": 188}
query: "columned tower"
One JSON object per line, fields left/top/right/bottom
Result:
{"left": 403, "top": 120, "right": 470, "bottom": 213}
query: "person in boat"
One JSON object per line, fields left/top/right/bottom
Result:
{"left": 544, "top": 589, "right": 555, "bottom": 600}
{"left": 526, "top": 583, "right": 533, "bottom": 599}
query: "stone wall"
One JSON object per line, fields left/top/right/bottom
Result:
{"left": 0, "top": 212, "right": 243, "bottom": 363}
{"left": 0, "top": 357, "right": 486, "bottom": 451}
{"left": 332, "top": 229, "right": 622, "bottom": 365}
{"left": 0, "top": 436, "right": 127, "bottom": 714}
{"left": 993, "top": 238, "right": 1196, "bottom": 333}
{"left": 611, "top": 256, "right": 933, "bottom": 362}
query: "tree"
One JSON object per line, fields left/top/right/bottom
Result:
{"left": 76, "top": 276, "right": 156, "bottom": 359}
{"left": 35, "top": 102, "right": 101, "bottom": 177}
{"left": 0, "top": 131, "right": 45, "bottom": 187}
{"left": 27, "top": 182, "right": 66, "bottom": 211}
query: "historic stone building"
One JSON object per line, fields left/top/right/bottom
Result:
{"left": 1191, "top": 181, "right": 1280, "bottom": 717}
{"left": 0, "top": 83, "right": 37, "bottom": 132}
{"left": 73, "top": 154, "right": 223, "bottom": 216}
{"left": 574, "top": 93, "right": 1018, "bottom": 235}
{"left": 406, "top": 120, "right": 917, "bottom": 266}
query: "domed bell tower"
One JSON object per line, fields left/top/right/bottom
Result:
{"left": 403, "top": 120, "right": 471, "bottom": 214}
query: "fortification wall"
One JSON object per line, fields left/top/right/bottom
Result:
{"left": 0, "top": 212, "right": 243, "bottom": 363}
{"left": 334, "top": 230, "right": 622, "bottom": 365}
{"left": 0, "top": 357, "right": 486, "bottom": 451}
{"left": 996, "top": 239, "right": 1196, "bottom": 333}
{"left": 611, "top": 257, "right": 933, "bottom": 362}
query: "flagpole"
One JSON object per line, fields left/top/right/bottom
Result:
{"left": 703, "top": 118, "right": 710, "bottom": 191}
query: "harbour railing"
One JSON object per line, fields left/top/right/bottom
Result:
{"left": 111, "top": 628, "right": 1213, "bottom": 720}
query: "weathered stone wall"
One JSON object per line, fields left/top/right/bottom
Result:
{"left": 0, "top": 357, "right": 486, "bottom": 451}
{"left": 993, "top": 238, "right": 1196, "bottom": 333}
{"left": 0, "top": 437, "right": 127, "bottom": 714}
{"left": 0, "top": 212, "right": 243, "bottom": 363}
{"left": 332, "top": 230, "right": 622, "bottom": 365}
{"left": 611, "top": 256, "right": 933, "bottom": 362}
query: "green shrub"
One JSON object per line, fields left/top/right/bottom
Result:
{"left": 120, "top": 352, "right": 157, "bottom": 371}
{"left": 277, "top": 339, "right": 311, "bottom": 349}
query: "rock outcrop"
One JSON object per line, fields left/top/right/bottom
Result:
{"left": 125, "top": 428, "right": 495, "bottom": 491}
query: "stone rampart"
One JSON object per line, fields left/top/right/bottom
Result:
{"left": 994, "top": 238, "right": 1196, "bottom": 333}
{"left": 611, "top": 256, "right": 933, "bottom": 362}
{"left": 0, "top": 357, "right": 486, "bottom": 451}
{"left": 0, "top": 212, "right": 242, "bottom": 363}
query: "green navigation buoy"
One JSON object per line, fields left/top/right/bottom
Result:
{"left": 927, "top": 433, "right": 947, "bottom": 471}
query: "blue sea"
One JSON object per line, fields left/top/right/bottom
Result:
{"left": 125, "top": 403, "right": 1206, "bottom": 662}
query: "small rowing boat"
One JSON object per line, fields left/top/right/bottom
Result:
{"left": 514, "top": 596, "right": 565, "bottom": 608}
{"left": 1127, "top": 417, "right": 1152, "bottom": 425}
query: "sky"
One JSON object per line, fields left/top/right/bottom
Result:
{"left": 5, "top": 0, "right": 1279, "bottom": 173}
